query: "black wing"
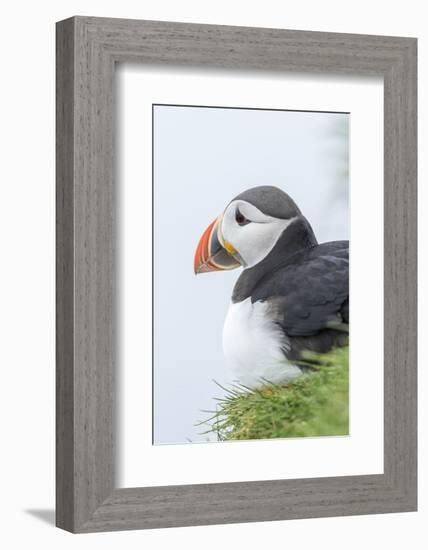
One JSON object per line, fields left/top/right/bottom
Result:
{"left": 252, "top": 241, "right": 349, "bottom": 359}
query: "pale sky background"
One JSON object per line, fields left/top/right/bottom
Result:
{"left": 153, "top": 105, "right": 349, "bottom": 445}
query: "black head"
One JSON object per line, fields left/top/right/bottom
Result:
{"left": 231, "top": 185, "right": 302, "bottom": 220}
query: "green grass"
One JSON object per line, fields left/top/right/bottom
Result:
{"left": 202, "top": 347, "right": 349, "bottom": 441}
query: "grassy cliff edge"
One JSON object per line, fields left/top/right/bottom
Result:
{"left": 204, "top": 347, "right": 349, "bottom": 441}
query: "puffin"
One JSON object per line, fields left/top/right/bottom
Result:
{"left": 194, "top": 186, "right": 349, "bottom": 389}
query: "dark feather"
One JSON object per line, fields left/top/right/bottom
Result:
{"left": 232, "top": 218, "right": 349, "bottom": 362}
{"left": 232, "top": 216, "right": 349, "bottom": 361}
{"left": 253, "top": 240, "right": 349, "bottom": 360}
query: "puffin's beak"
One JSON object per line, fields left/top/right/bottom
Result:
{"left": 194, "top": 216, "right": 241, "bottom": 274}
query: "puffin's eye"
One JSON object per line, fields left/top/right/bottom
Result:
{"left": 235, "top": 208, "right": 251, "bottom": 226}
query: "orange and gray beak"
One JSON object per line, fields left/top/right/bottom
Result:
{"left": 194, "top": 216, "right": 241, "bottom": 274}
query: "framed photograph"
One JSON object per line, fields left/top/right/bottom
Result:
{"left": 56, "top": 16, "right": 417, "bottom": 532}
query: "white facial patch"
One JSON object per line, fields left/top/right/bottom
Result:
{"left": 221, "top": 200, "right": 297, "bottom": 268}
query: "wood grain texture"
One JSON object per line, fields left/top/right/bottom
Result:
{"left": 56, "top": 16, "right": 417, "bottom": 533}
{"left": 56, "top": 18, "right": 75, "bottom": 532}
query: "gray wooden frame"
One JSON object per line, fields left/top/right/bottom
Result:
{"left": 56, "top": 16, "right": 417, "bottom": 533}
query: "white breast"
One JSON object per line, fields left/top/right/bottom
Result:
{"left": 222, "top": 298, "right": 303, "bottom": 389}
